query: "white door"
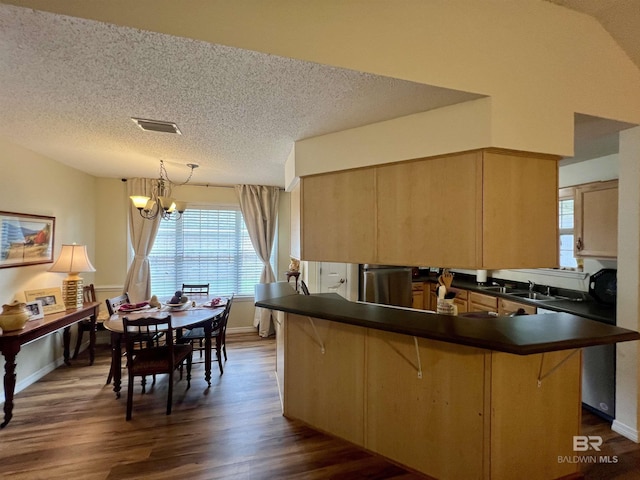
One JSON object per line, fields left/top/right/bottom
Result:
{"left": 318, "top": 262, "right": 348, "bottom": 295}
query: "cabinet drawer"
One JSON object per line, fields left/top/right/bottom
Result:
{"left": 498, "top": 299, "right": 536, "bottom": 316}
{"left": 469, "top": 292, "right": 498, "bottom": 310}
{"left": 412, "top": 282, "right": 425, "bottom": 292}
{"left": 448, "top": 287, "right": 468, "bottom": 300}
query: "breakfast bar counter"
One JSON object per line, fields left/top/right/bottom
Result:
{"left": 256, "top": 282, "right": 639, "bottom": 480}
{"left": 255, "top": 283, "right": 638, "bottom": 355}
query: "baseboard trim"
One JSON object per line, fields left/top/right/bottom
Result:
{"left": 0, "top": 357, "right": 65, "bottom": 404}
{"left": 612, "top": 419, "right": 639, "bottom": 443}
{"left": 227, "top": 326, "right": 258, "bottom": 334}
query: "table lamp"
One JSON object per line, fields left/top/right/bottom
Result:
{"left": 48, "top": 244, "right": 96, "bottom": 308}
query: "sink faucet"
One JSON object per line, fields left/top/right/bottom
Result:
{"left": 528, "top": 280, "right": 535, "bottom": 292}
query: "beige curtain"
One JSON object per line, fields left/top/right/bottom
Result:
{"left": 124, "top": 178, "right": 161, "bottom": 302}
{"left": 235, "top": 185, "right": 280, "bottom": 337}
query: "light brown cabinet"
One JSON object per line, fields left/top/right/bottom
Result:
{"left": 296, "top": 148, "right": 559, "bottom": 269}
{"left": 498, "top": 298, "right": 536, "bottom": 316}
{"left": 469, "top": 292, "right": 498, "bottom": 313}
{"left": 429, "top": 282, "right": 437, "bottom": 311}
{"left": 448, "top": 287, "right": 468, "bottom": 313}
{"left": 283, "top": 313, "right": 582, "bottom": 479}
{"left": 574, "top": 180, "right": 618, "bottom": 258}
{"left": 411, "top": 282, "right": 425, "bottom": 310}
{"left": 299, "top": 168, "right": 376, "bottom": 263}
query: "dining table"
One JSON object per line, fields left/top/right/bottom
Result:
{"left": 102, "top": 297, "right": 226, "bottom": 398}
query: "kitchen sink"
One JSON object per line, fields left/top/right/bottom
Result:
{"left": 509, "top": 291, "right": 557, "bottom": 301}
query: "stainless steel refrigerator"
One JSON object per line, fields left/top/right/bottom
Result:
{"left": 360, "top": 265, "right": 412, "bottom": 307}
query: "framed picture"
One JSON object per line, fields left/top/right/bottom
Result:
{"left": 24, "top": 287, "right": 66, "bottom": 315}
{"left": 0, "top": 212, "right": 55, "bottom": 269}
{"left": 25, "top": 300, "right": 44, "bottom": 320}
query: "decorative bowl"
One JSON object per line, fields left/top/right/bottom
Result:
{"left": 0, "top": 301, "right": 30, "bottom": 331}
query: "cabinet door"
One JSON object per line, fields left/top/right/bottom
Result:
{"left": 301, "top": 169, "right": 376, "bottom": 263}
{"left": 376, "top": 152, "right": 482, "bottom": 267}
{"left": 412, "top": 291, "right": 425, "bottom": 310}
{"left": 412, "top": 282, "right": 425, "bottom": 310}
{"left": 574, "top": 180, "right": 618, "bottom": 258}
{"left": 469, "top": 292, "right": 498, "bottom": 313}
{"left": 482, "top": 151, "right": 559, "bottom": 268}
{"left": 448, "top": 287, "right": 469, "bottom": 313}
{"left": 428, "top": 283, "right": 437, "bottom": 311}
{"left": 498, "top": 299, "right": 536, "bottom": 316}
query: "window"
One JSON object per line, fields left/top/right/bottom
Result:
{"left": 149, "top": 207, "right": 274, "bottom": 297}
{"left": 558, "top": 189, "right": 577, "bottom": 269}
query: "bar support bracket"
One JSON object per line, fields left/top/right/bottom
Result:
{"left": 307, "top": 317, "right": 325, "bottom": 354}
{"left": 537, "top": 349, "right": 579, "bottom": 387}
{"left": 414, "top": 336, "right": 423, "bottom": 379}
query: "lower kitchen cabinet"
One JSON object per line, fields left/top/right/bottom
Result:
{"left": 448, "top": 286, "right": 468, "bottom": 313}
{"left": 411, "top": 282, "right": 425, "bottom": 310}
{"left": 498, "top": 298, "right": 537, "bottom": 315}
{"left": 469, "top": 291, "right": 499, "bottom": 313}
{"left": 429, "top": 283, "right": 437, "bottom": 311}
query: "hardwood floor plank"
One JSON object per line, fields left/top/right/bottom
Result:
{"left": 0, "top": 333, "right": 637, "bottom": 479}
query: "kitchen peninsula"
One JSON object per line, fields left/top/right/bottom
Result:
{"left": 256, "top": 282, "right": 640, "bottom": 480}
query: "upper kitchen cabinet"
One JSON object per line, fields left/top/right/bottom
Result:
{"left": 296, "top": 148, "right": 559, "bottom": 269}
{"left": 574, "top": 180, "right": 618, "bottom": 259}
{"left": 481, "top": 150, "right": 559, "bottom": 268}
{"left": 300, "top": 168, "right": 376, "bottom": 263}
{"left": 376, "top": 152, "right": 482, "bottom": 267}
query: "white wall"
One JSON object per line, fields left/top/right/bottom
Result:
{"left": 0, "top": 137, "right": 97, "bottom": 399}
{"left": 613, "top": 127, "right": 640, "bottom": 441}
{"left": 559, "top": 154, "right": 619, "bottom": 187}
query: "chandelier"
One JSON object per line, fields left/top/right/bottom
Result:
{"left": 130, "top": 160, "right": 198, "bottom": 220}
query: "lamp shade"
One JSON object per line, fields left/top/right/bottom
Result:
{"left": 49, "top": 244, "right": 96, "bottom": 274}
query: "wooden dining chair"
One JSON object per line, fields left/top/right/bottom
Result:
{"left": 105, "top": 293, "right": 131, "bottom": 316}
{"left": 181, "top": 283, "right": 210, "bottom": 295}
{"left": 72, "top": 284, "right": 99, "bottom": 360}
{"left": 178, "top": 294, "right": 234, "bottom": 375}
{"left": 122, "top": 315, "right": 193, "bottom": 420}
{"left": 105, "top": 292, "right": 161, "bottom": 387}
{"left": 104, "top": 293, "right": 131, "bottom": 385}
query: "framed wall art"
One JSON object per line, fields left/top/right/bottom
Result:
{"left": 0, "top": 212, "right": 55, "bottom": 269}
{"left": 25, "top": 300, "right": 45, "bottom": 320}
{"left": 24, "top": 287, "right": 66, "bottom": 315}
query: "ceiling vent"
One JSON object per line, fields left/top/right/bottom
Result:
{"left": 131, "top": 117, "right": 182, "bottom": 134}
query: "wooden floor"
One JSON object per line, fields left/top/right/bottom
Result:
{"left": 0, "top": 333, "right": 638, "bottom": 479}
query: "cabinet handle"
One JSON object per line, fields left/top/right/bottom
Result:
{"left": 576, "top": 237, "right": 583, "bottom": 251}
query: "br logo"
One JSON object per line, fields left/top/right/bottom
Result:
{"left": 573, "top": 436, "right": 603, "bottom": 452}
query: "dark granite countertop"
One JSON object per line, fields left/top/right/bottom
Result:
{"left": 413, "top": 274, "right": 616, "bottom": 324}
{"left": 255, "top": 283, "right": 639, "bottom": 355}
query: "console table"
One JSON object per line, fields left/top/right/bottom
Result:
{"left": 0, "top": 302, "right": 99, "bottom": 428}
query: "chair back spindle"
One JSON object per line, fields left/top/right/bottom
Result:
{"left": 181, "top": 284, "right": 210, "bottom": 295}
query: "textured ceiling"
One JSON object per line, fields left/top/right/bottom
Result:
{"left": 0, "top": 4, "right": 482, "bottom": 187}
{"left": 1, "top": 3, "right": 638, "bottom": 187}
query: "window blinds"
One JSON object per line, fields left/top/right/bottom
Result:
{"left": 149, "top": 207, "right": 270, "bottom": 297}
